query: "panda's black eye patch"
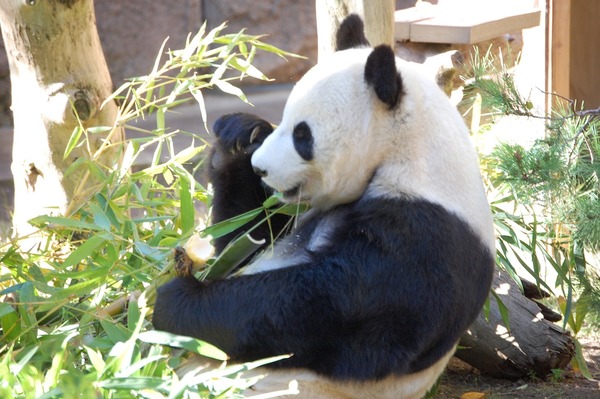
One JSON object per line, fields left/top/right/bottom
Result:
{"left": 293, "top": 122, "right": 314, "bottom": 161}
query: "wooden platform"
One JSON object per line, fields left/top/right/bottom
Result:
{"left": 395, "top": 5, "right": 541, "bottom": 44}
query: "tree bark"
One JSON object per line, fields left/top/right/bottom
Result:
{"left": 457, "top": 271, "right": 574, "bottom": 379}
{"left": 0, "top": 0, "right": 123, "bottom": 240}
{"left": 316, "top": 0, "right": 395, "bottom": 60}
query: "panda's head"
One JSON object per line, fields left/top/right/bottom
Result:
{"left": 251, "top": 15, "right": 494, "bottom": 251}
{"left": 252, "top": 15, "right": 404, "bottom": 210}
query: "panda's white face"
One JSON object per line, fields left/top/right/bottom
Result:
{"left": 252, "top": 49, "right": 386, "bottom": 210}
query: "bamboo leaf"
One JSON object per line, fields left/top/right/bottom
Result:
{"left": 571, "top": 338, "right": 593, "bottom": 380}
{"left": 0, "top": 302, "right": 15, "bottom": 318}
{"left": 97, "top": 376, "right": 169, "bottom": 390}
{"left": 13, "top": 345, "right": 39, "bottom": 375}
{"left": 210, "top": 53, "right": 235, "bottom": 83}
{"left": 17, "top": 282, "right": 37, "bottom": 334}
{"left": 102, "top": 80, "right": 132, "bottom": 109}
{"left": 100, "top": 318, "right": 131, "bottom": 344}
{"left": 173, "top": 145, "right": 206, "bottom": 165}
{"left": 166, "top": 79, "right": 192, "bottom": 105}
{"left": 138, "top": 331, "right": 227, "bottom": 361}
{"left": 181, "top": 27, "right": 204, "bottom": 62}
{"left": 229, "top": 56, "right": 269, "bottom": 80}
{"left": 43, "top": 331, "right": 78, "bottom": 390}
{"left": 563, "top": 284, "right": 575, "bottom": 331}
{"left": 156, "top": 106, "right": 166, "bottom": 132}
{"left": 190, "top": 87, "right": 208, "bottom": 132}
{"left": 134, "top": 241, "right": 165, "bottom": 263}
{"left": 178, "top": 173, "right": 194, "bottom": 234}
{"left": 491, "top": 291, "right": 511, "bottom": 332}
{"left": 213, "top": 80, "right": 248, "bottom": 102}
{"left": 89, "top": 202, "right": 112, "bottom": 231}
{"left": 0, "top": 304, "right": 19, "bottom": 342}
{"left": 574, "top": 297, "right": 589, "bottom": 334}
{"left": 62, "top": 233, "right": 109, "bottom": 268}
{"left": 273, "top": 202, "right": 309, "bottom": 216}
{"left": 64, "top": 126, "right": 84, "bottom": 159}
{"left": 152, "top": 37, "right": 169, "bottom": 74}
{"left": 86, "top": 126, "right": 113, "bottom": 135}
{"left": 201, "top": 208, "right": 263, "bottom": 238}
{"left": 127, "top": 296, "right": 142, "bottom": 333}
{"left": 262, "top": 195, "right": 281, "bottom": 209}
{"left": 29, "top": 215, "right": 102, "bottom": 231}
{"left": 83, "top": 345, "right": 106, "bottom": 374}
{"left": 205, "top": 234, "right": 265, "bottom": 279}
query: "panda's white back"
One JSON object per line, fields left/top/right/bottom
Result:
{"left": 365, "top": 59, "right": 495, "bottom": 252}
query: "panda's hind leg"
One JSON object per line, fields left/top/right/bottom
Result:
{"left": 207, "top": 113, "right": 291, "bottom": 254}
{"left": 241, "top": 347, "right": 453, "bottom": 399}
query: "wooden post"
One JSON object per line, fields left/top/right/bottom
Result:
{"left": 548, "top": 0, "right": 571, "bottom": 102}
{"left": 0, "top": 0, "right": 123, "bottom": 240}
{"left": 316, "top": 0, "right": 395, "bottom": 60}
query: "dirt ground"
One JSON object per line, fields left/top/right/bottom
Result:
{"left": 434, "top": 337, "right": 600, "bottom": 399}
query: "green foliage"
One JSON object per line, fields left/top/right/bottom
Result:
{"left": 0, "top": 22, "right": 297, "bottom": 398}
{"left": 468, "top": 49, "right": 600, "bottom": 376}
{"left": 465, "top": 47, "right": 534, "bottom": 119}
{"left": 488, "top": 112, "right": 600, "bottom": 251}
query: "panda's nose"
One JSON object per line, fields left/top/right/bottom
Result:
{"left": 253, "top": 166, "right": 267, "bottom": 177}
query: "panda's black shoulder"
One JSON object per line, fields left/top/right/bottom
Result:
{"left": 327, "top": 195, "right": 494, "bottom": 315}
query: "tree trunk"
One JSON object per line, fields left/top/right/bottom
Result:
{"left": 316, "top": 0, "right": 395, "bottom": 60}
{"left": 457, "top": 271, "right": 574, "bottom": 379}
{"left": 0, "top": 0, "right": 123, "bottom": 240}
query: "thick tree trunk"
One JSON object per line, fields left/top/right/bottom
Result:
{"left": 0, "top": 0, "right": 123, "bottom": 239}
{"left": 316, "top": 0, "right": 395, "bottom": 60}
{"left": 458, "top": 271, "right": 574, "bottom": 379}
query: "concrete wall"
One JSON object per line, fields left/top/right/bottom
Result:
{"left": 0, "top": 0, "right": 319, "bottom": 126}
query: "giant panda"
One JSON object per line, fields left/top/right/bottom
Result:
{"left": 153, "top": 14, "right": 495, "bottom": 399}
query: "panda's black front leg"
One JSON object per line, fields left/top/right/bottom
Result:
{"left": 208, "top": 113, "right": 291, "bottom": 254}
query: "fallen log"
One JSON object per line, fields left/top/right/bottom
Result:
{"left": 457, "top": 269, "right": 575, "bottom": 379}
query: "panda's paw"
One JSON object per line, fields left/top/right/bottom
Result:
{"left": 213, "top": 113, "right": 274, "bottom": 156}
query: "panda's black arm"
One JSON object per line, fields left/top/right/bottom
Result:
{"left": 208, "top": 113, "right": 291, "bottom": 254}
{"left": 152, "top": 260, "right": 417, "bottom": 381}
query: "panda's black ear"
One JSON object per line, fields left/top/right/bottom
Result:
{"left": 336, "top": 14, "right": 370, "bottom": 51}
{"left": 364, "top": 45, "right": 403, "bottom": 109}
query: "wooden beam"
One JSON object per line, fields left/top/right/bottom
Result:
{"left": 548, "top": 0, "right": 571, "bottom": 101}
{"left": 568, "top": 0, "right": 600, "bottom": 108}
{"left": 395, "top": 6, "right": 541, "bottom": 44}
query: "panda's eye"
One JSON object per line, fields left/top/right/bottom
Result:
{"left": 293, "top": 122, "right": 314, "bottom": 161}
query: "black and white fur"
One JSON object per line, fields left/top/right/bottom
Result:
{"left": 153, "top": 15, "right": 495, "bottom": 399}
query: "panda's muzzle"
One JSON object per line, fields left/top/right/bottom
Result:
{"left": 253, "top": 166, "right": 268, "bottom": 178}
{"left": 252, "top": 166, "right": 304, "bottom": 202}
{"left": 282, "top": 185, "right": 300, "bottom": 199}
{"left": 260, "top": 179, "right": 301, "bottom": 200}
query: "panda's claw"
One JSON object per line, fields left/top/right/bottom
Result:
{"left": 213, "top": 113, "right": 274, "bottom": 154}
{"left": 249, "top": 125, "right": 261, "bottom": 144}
{"left": 235, "top": 139, "right": 244, "bottom": 153}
